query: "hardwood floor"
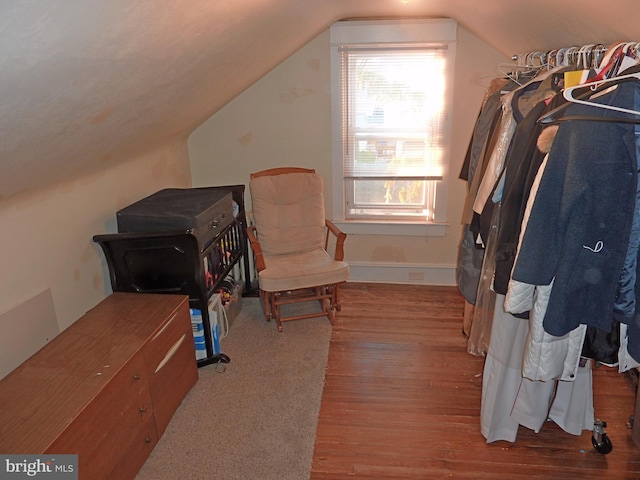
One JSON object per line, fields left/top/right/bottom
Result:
{"left": 311, "top": 283, "right": 640, "bottom": 479}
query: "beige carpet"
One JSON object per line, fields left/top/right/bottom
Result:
{"left": 135, "top": 297, "right": 332, "bottom": 480}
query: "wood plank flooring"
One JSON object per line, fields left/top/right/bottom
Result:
{"left": 310, "top": 283, "right": 640, "bottom": 479}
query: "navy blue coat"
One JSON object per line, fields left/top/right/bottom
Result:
{"left": 512, "top": 79, "right": 640, "bottom": 339}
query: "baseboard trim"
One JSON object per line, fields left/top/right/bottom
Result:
{"left": 346, "top": 262, "right": 456, "bottom": 286}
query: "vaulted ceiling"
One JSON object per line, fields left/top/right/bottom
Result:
{"left": 2, "top": 0, "right": 638, "bottom": 200}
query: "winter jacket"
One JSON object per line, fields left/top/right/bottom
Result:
{"left": 512, "top": 79, "right": 640, "bottom": 342}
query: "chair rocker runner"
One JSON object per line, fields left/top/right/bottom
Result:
{"left": 247, "top": 167, "right": 349, "bottom": 332}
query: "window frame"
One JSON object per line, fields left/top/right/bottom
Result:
{"left": 330, "top": 19, "right": 457, "bottom": 232}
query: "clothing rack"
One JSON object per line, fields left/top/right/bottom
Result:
{"left": 459, "top": 41, "right": 640, "bottom": 455}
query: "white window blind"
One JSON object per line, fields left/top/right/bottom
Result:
{"left": 342, "top": 45, "right": 448, "bottom": 181}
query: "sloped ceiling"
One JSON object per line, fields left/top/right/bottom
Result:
{"left": 1, "top": 0, "right": 639, "bottom": 200}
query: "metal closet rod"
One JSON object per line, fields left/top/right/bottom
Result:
{"left": 511, "top": 42, "right": 640, "bottom": 69}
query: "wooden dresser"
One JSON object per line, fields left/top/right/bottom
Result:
{"left": 0, "top": 292, "right": 198, "bottom": 480}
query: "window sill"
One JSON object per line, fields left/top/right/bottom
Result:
{"left": 332, "top": 220, "right": 448, "bottom": 237}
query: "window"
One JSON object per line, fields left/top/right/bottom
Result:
{"left": 330, "top": 19, "right": 456, "bottom": 226}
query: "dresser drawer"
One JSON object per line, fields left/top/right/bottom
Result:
{"left": 148, "top": 326, "right": 199, "bottom": 435}
{"left": 87, "top": 414, "right": 158, "bottom": 480}
{"left": 45, "top": 351, "right": 151, "bottom": 457}
{"left": 141, "top": 301, "right": 197, "bottom": 435}
{"left": 144, "top": 305, "right": 193, "bottom": 374}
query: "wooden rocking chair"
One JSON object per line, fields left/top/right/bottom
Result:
{"left": 246, "top": 167, "right": 349, "bottom": 332}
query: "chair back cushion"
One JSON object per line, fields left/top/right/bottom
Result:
{"left": 250, "top": 172, "right": 325, "bottom": 256}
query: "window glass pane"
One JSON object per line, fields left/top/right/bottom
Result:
{"left": 354, "top": 179, "right": 427, "bottom": 206}
{"left": 343, "top": 47, "right": 447, "bottom": 180}
{"left": 348, "top": 179, "right": 437, "bottom": 221}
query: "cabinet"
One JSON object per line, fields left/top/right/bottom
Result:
{"left": 93, "top": 185, "right": 251, "bottom": 368}
{"left": 0, "top": 292, "right": 197, "bottom": 480}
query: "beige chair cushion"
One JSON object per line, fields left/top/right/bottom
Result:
{"left": 250, "top": 172, "right": 325, "bottom": 256}
{"left": 250, "top": 171, "right": 349, "bottom": 292}
{"left": 258, "top": 248, "right": 349, "bottom": 292}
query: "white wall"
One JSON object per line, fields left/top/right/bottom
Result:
{"left": 0, "top": 138, "right": 191, "bottom": 378}
{"left": 189, "top": 24, "right": 509, "bottom": 284}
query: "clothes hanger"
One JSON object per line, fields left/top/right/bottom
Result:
{"left": 593, "top": 42, "right": 628, "bottom": 79}
{"left": 531, "top": 51, "right": 549, "bottom": 70}
{"left": 576, "top": 44, "right": 594, "bottom": 70}
{"left": 496, "top": 55, "right": 545, "bottom": 86}
{"left": 495, "top": 63, "right": 526, "bottom": 86}
{"left": 537, "top": 72, "right": 640, "bottom": 125}
{"left": 556, "top": 47, "right": 570, "bottom": 67}
{"left": 590, "top": 44, "right": 607, "bottom": 69}
{"left": 564, "top": 46, "right": 580, "bottom": 66}
{"left": 546, "top": 49, "right": 559, "bottom": 68}
{"left": 562, "top": 71, "right": 640, "bottom": 116}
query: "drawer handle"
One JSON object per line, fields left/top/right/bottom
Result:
{"left": 133, "top": 374, "right": 141, "bottom": 381}
{"left": 154, "top": 334, "right": 187, "bottom": 373}
{"left": 145, "top": 437, "right": 152, "bottom": 444}
{"left": 152, "top": 311, "right": 180, "bottom": 341}
{"left": 139, "top": 406, "right": 147, "bottom": 413}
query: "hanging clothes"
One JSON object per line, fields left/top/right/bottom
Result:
{"left": 503, "top": 127, "right": 587, "bottom": 382}
{"left": 493, "top": 94, "right": 566, "bottom": 295}
{"left": 458, "top": 78, "right": 520, "bottom": 337}
{"left": 458, "top": 79, "right": 517, "bottom": 307}
{"left": 511, "top": 69, "right": 640, "bottom": 358}
{"left": 467, "top": 203, "right": 500, "bottom": 355}
{"left": 480, "top": 295, "right": 594, "bottom": 443}
{"left": 464, "top": 67, "right": 564, "bottom": 355}
{"left": 472, "top": 68, "right": 563, "bottom": 224}
{"left": 481, "top": 127, "right": 593, "bottom": 442}
{"left": 464, "top": 44, "right": 640, "bottom": 446}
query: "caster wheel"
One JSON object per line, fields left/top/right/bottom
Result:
{"left": 592, "top": 433, "right": 613, "bottom": 454}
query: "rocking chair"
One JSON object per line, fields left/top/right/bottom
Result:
{"left": 247, "top": 167, "right": 349, "bottom": 332}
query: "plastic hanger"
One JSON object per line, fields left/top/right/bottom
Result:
{"left": 577, "top": 44, "right": 595, "bottom": 70}
{"left": 564, "top": 46, "right": 580, "bottom": 66}
{"left": 537, "top": 71, "right": 640, "bottom": 125}
{"left": 562, "top": 71, "right": 640, "bottom": 117}
{"left": 555, "top": 48, "right": 570, "bottom": 67}
{"left": 546, "top": 49, "right": 559, "bottom": 68}
{"left": 495, "top": 61, "right": 543, "bottom": 86}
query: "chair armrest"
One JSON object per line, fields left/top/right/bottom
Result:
{"left": 246, "top": 225, "right": 266, "bottom": 272}
{"left": 324, "top": 220, "right": 347, "bottom": 261}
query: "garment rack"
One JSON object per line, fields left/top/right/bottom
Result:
{"left": 486, "top": 39, "right": 640, "bottom": 455}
